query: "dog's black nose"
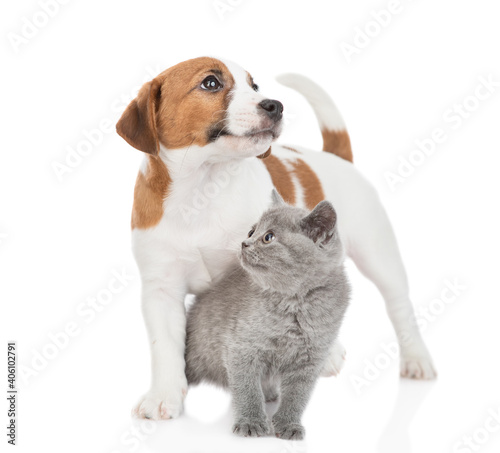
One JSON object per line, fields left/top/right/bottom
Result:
{"left": 258, "top": 99, "right": 283, "bottom": 121}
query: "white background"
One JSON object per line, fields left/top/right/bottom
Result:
{"left": 2, "top": 0, "right": 500, "bottom": 452}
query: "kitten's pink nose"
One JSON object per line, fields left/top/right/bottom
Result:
{"left": 242, "top": 240, "right": 250, "bottom": 249}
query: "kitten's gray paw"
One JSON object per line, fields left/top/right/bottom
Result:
{"left": 273, "top": 421, "right": 305, "bottom": 440}
{"left": 233, "top": 419, "right": 271, "bottom": 437}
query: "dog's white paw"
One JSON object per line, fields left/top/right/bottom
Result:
{"left": 132, "top": 385, "right": 187, "bottom": 420}
{"left": 400, "top": 352, "right": 437, "bottom": 380}
{"left": 321, "top": 341, "right": 346, "bottom": 377}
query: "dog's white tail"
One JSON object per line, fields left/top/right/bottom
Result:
{"left": 276, "top": 73, "right": 353, "bottom": 163}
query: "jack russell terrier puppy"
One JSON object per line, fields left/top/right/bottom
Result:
{"left": 116, "top": 56, "right": 436, "bottom": 420}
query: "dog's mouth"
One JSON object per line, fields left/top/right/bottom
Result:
{"left": 208, "top": 125, "right": 281, "bottom": 143}
{"left": 245, "top": 128, "right": 279, "bottom": 139}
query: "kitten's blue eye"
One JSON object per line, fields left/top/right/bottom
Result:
{"left": 263, "top": 232, "right": 275, "bottom": 244}
{"left": 248, "top": 229, "right": 255, "bottom": 238}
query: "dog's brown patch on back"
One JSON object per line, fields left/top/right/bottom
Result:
{"left": 263, "top": 155, "right": 296, "bottom": 205}
{"left": 322, "top": 129, "right": 353, "bottom": 163}
{"left": 291, "top": 159, "right": 325, "bottom": 210}
{"left": 131, "top": 156, "right": 170, "bottom": 229}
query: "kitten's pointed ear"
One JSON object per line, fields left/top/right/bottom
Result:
{"left": 300, "top": 201, "right": 337, "bottom": 245}
{"left": 116, "top": 78, "right": 162, "bottom": 156}
{"left": 271, "top": 188, "right": 286, "bottom": 206}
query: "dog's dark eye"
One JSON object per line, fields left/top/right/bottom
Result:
{"left": 248, "top": 229, "right": 255, "bottom": 238}
{"left": 252, "top": 83, "right": 259, "bottom": 92}
{"left": 201, "top": 76, "right": 223, "bottom": 91}
{"left": 263, "top": 232, "right": 275, "bottom": 244}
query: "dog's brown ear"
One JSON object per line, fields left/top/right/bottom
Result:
{"left": 116, "top": 78, "right": 162, "bottom": 155}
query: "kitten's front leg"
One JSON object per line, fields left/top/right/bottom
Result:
{"left": 228, "top": 359, "right": 271, "bottom": 437}
{"left": 272, "top": 367, "right": 319, "bottom": 440}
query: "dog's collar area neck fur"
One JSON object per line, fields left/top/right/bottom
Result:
{"left": 257, "top": 147, "right": 272, "bottom": 159}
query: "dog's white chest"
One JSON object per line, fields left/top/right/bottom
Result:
{"left": 162, "top": 158, "right": 274, "bottom": 293}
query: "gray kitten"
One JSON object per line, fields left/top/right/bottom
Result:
{"left": 185, "top": 190, "right": 350, "bottom": 440}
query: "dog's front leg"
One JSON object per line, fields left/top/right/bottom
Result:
{"left": 133, "top": 271, "right": 188, "bottom": 420}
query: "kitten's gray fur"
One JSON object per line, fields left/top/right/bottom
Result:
{"left": 185, "top": 190, "right": 350, "bottom": 440}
